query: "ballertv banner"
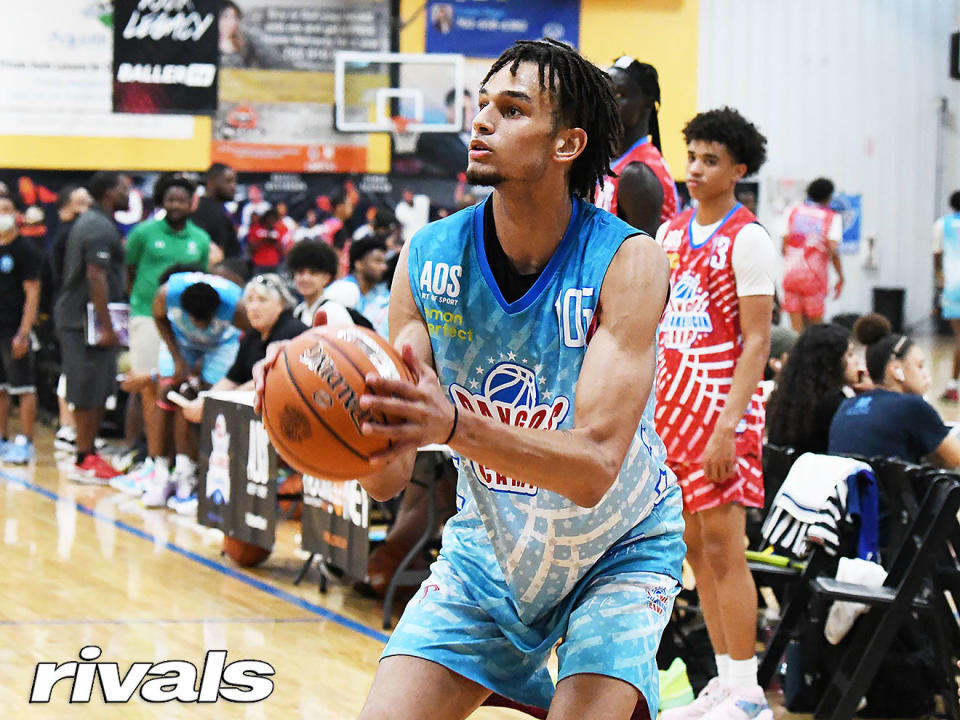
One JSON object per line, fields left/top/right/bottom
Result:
{"left": 113, "top": 0, "right": 220, "bottom": 115}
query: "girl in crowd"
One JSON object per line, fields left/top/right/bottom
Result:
{"left": 766, "top": 323, "right": 868, "bottom": 454}
{"left": 829, "top": 315, "right": 960, "bottom": 466}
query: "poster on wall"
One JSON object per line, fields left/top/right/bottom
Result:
{"left": 831, "top": 192, "right": 862, "bottom": 255}
{"left": 212, "top": 0, "right": 390, "bottom": 172}
{"left": 112, "top": 0, "right": 220, "bottom": 115}
{"left": 0, "top": 2, "right": 195, "bottom": 140}
{"left": 425, "top": 0, "right": 580, "bottom": 57}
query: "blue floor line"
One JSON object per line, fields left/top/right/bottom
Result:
{"left": 0, "top": 471, "right": 390, "bottom": 644}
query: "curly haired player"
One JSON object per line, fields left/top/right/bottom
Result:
{"left": 656, "top": 107, "right": 775, "bottom": 720}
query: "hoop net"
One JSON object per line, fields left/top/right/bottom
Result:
{"left": 390, "top": 116, "right": 421, "bottom": 155}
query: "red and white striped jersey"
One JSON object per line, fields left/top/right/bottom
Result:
{"left": 596, "top": 137, "right": 679, "bottom": 225}
{"left": 655, "top": 204, "right": 766, "bottom": 464}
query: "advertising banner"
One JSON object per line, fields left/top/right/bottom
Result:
{"left": 300, "top": 476, "right": 371, "bottom": 580}
{"left": 425, "top": 0, "right": 580, "bottom": 57}
{"left": 212, "top": 0, "right": 390, "bottom": 172}
{"left": 113, "top": 0, "right": 220, "bottom": 115}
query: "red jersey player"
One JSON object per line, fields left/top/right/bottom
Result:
{"left": 595, "top": 57, "right": 678, "bottom": 236}
{"left": 657, "top": 108, "right": 775, "bottom": 720}
{"left": 779, "top": 177, "right": 844, "bottom": 330}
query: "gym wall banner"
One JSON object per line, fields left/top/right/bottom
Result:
{"left": 113, "top": 0, "right": 220, "bottom": 115}
{"left": 425, "top": 0, "right": 580, "bottom": 57}
{"left": 212, "top": 0, "right": 390, "bottom": 173}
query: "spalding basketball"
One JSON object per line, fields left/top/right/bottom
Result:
{"left": 222, "top": 536, "right": 271, "bottom": 567}
{"left": 261, "top": 326, "right": 416, "bottom": 480}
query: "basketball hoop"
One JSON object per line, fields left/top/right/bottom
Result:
{"left": 390, "top": 116, "right": 421, "bottom": 155}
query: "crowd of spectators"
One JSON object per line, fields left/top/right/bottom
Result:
{"left": 0, "top": 165, "right": 440, "bottom": 518}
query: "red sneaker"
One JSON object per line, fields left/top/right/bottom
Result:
{"left": 71, "top": 454, "right": 121, "bottom": 483}
{"left": 941, "top": 387, "right": 959, "bottom": 403}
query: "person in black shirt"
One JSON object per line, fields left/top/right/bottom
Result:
{"left": 766, "top": 323, "right": 868, "bottom": 454}
{"left": 829, "top": 315, "right": 960, "bottom": 465}
{"left": 191, "top": 163, "right": 241, "bottom": 261}
{"left": 0, "top": 197, "right": 42, "bottom": 463}
{"left": 182, "top": 273, "right": 306, "bottom": 423}
{"left": 50, "top": 185, "right": 93, "bottom": 293}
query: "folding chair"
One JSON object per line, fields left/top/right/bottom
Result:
{"left": 807, "top": 474, "right": 960, "bottom": 720}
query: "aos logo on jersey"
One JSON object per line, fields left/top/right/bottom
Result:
{"left": 661, "top": 271, "right": 713, "bottom": 350}
{"left": 661, "top": 228, "right": 683, "bottom": 270}
{"left": 449, "top": 362, "right": 570, "bottom": 496}
{"left": 419, "top": 261, "right": 462, "bottom": 306}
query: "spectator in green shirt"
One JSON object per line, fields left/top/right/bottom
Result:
{"left": 122, "top": 175, "right": 211, "bottom": 499}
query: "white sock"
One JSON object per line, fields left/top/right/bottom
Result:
{"left": 154, "top": 456, "right": 170, "bottom": 472}
{"left": 949, "top": 378, "right": 959, "bottom": 390}
{"left": 727, "top": 656, "right": 759, "bottom": 690}
{"left": 715, "top": 653, "right": 730, "bottom": 685}
{"left": 175, "top": 454, "right": 196, "bottom": 474}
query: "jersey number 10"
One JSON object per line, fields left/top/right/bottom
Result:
{"left": 555, "top": 288, "right": 595, "bottom": 348}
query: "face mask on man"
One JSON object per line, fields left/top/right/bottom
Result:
{"left": 0, "top": 214, "right": 16, "bottom": 234}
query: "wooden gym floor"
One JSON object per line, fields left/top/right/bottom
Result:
{"left": 2, "top": 332, "right": 956, "bottom": 719}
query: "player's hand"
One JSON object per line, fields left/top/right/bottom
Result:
{"left": 833, "top": 278, "right": 844, "bottom": 299}
{"left": 182, "top": 397, "right": 204, "bottom": 424}
{"left": 359, "top": 343, "right": 456, "bottom": 464}
{"left": 702, "top": 425, "right": 737, "bottom": 483}
{"left": 11, "top": 333, "right": 29, "bottom": 359}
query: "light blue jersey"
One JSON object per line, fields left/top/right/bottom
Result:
{"left": 166, "top": 272, "right": 242, "bottom": 349}
{"left": 407, "top": 195, "right": 681, "bottom": 623}
{"left": 942, "top": 213, "right": 960, "bottom": 318}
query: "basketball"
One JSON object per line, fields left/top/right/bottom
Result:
{"left": 222, "top": 536, "right": 271, "bottom": 567}
{"left": 261, "top": 326, "right": 416, "bottom": 481}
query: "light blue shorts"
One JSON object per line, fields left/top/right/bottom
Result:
{"left": 158, "top": 339, "right": 239, "bottom": 385}
{"left": 382, "top": 502, "right": 684, "bottom": 714}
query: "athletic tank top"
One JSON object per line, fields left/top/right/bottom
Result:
{"left": 596, "top": 137, "right": 679, "bottom": 224}
{"left": 782, "top": 202, "right": 837, "bottom": 295}
{"left": 655, "top": 204, "right": 765, "bottom": 464}
{"left": 166, "top": 272, "right": 242, "bottom": 348}
{"left": 408, "top": 195, "right": 677, "bottom": 622}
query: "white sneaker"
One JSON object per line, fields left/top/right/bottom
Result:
{"left": 700, "top": 685, "right": 772, "bottom": 720}
{"left": 54, "top": 426, "right": 77, "bottom": 452}
{"left": 141, "top": 462, "right": 174, "bottom": 508}
{"left": 166, "top": 465, "right": 198, "bottom": 515}
{"left": 660, "top": 677, "right": 729, "bottom": 720}
{"left": 109, "top": 458, "right": 154, "bottom": 496}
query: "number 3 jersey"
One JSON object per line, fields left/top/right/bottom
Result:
{"left": 655, "top": 203, "right": 767, "bottom": 465}
{"left": 407, "top": 195, "right": 682, "bottom": 623}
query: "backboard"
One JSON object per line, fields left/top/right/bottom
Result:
{"left": 334, "top": 51, "right": 466, "bottom": 134}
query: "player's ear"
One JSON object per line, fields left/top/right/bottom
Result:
{"left": 554, "top": 127, "right": 587, "bottom": 165}
{"left": 733, "top": 163, "right": 747, "bottom": 183}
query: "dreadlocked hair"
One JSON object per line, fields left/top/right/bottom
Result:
{"left": 683, "top": 106, "right": 767, "bottom": 176}
{"left": 481, "top": 38, "right": 622, "bottom": 202}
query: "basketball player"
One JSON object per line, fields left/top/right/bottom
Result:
{"left": 595, "top": 56, "right": 679, "bottom": 236}
{"left": 255, "top": 39, "right": 685, "bottom": 719}
{"left": 656, "top": 108, "right": 774, "bottom": 720}
{"left": 779, "top": 177, "right": 844, "bottom": 331}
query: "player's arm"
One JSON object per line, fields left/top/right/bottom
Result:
{"left": 702, "top": 295, "right": 772, "bottom": 482}
{"left": 830, "top": 241, "right": 844, "bottom": 298}
{"left": 152, "top": 285, "right": 189, "bottom": 383}
{"left": 357, "top": 241, "right": 435, "bottom": 501}
{"left": 361, "top": 235, "right": 670, "bottom": 508}
{"left": 616, "top": 162, "right": 663, "bottom": 237}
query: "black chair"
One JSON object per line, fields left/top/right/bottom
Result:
{"left": 807, "top": 474, "right": 960, "bottom": 720}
